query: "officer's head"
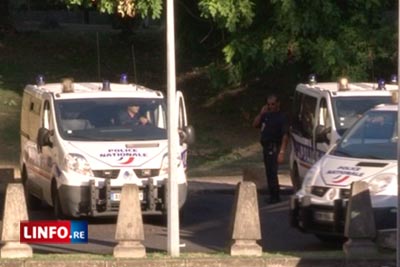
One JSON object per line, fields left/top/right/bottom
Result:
{"left": 266, "top": 94, "right": 280, "bottom": 112}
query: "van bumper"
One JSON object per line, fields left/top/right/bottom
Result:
{"left": 58, "top": 179, "right": 188, "bottom": 218}
{"left": 289, "top": 195, "right": 396, "bottom": 237}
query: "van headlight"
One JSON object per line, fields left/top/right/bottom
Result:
{"left": 64, "top": 153, "right": 93, "bottom": 176}
{"left": 302, "top": 164, "right": 320, "bottom": 194}
{"left": 369, "top": 173, "right": 395, "bottom": 193}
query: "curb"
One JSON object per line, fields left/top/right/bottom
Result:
{"left": 0, "top": 256, "right": 395, "bottom": 267}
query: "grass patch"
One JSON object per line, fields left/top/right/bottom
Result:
{"left": 0, "top": 89, "right": 21, "bottom": 164}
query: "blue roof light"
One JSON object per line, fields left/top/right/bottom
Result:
{"left": 120, "top": 73, "right": 128, "bottom": 84}
{"left": 36, "top": 75, "right": 45, "bottom": 86}
{"left": 390, "top": 74, "right": 397, "bottom": 84}
{"left": 377, "top": 78, "right": 386, "bottom": 90}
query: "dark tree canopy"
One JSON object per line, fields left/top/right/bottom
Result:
{"left": 38, "top": 0, "right": 400, "bottom": 87}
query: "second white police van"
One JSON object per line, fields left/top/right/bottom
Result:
{"left": 20, "top": 75, "right": 194, "bottom": 218}
{"left": 290, "top": 76, "right": 397, "bottom": 190}
{"left": 290, "top": 103, "right": 398, "bottom": 240}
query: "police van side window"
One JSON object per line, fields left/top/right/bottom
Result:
{"left": 42, "top": 101, "right": 51, "bottom": 129}
{"left": 291, "top": 92, "right": 317, "bottom": 138}
{"left": 318, "top": 98, "right": 331, "bottom": 129}
{"left": 301, "top": 95, "right": 317, "bottom": 138}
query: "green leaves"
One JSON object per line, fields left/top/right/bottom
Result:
{"left": 62, "top": 0, "right": 163, "bottom": 18}
{"left": 209, "top": 0, "right": 396, "bottom": 85}
{"left": 59, "top": 0, "right": 397, "bottom": 88}
{"left": 198, "top": 0, "right": 255, "bottom": 32}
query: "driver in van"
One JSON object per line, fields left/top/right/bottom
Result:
{"left": 118, "top": 103, "right": 149, "bottom": 126}
{"left": 253, "top": 94, "right": 289, "bottom": 204}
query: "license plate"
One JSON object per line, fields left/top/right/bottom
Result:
{"left": 110, "top": 192, "right": 121, "bottom": 201}
{"left": 110, "top": 191, "right": 144, "bottom": 201}
{"left": 313, "top": 211, "right": 334, "bottom": 223}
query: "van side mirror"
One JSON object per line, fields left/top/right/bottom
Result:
{"left": 180, "top": 125, "right": 195, "bottom": 145}
{"left": 315, "top": 125, "right": 331, "bottom": 144}
{"left": 37, "top": 127, "right": 53, "bottom": 152}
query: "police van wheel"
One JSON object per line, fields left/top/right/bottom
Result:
{"left": 22, "top": 167, "right": 41, "bottom": 210}
{"left": 52, "top": 183, "right": 65, "bottom": 219}
{"left": 290, "top": 164, "right": 301, "bottom": 192}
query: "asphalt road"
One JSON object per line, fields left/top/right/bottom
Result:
{"left": 20, "top": 179, "right": 340, "bottom": 255}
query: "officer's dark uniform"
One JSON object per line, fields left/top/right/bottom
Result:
{"left": 259, "top": 111, "right": 288, "bottom": 202}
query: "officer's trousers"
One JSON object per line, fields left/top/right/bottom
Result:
{"left": 262, "top": 142, "right": 280, "bottom": 200}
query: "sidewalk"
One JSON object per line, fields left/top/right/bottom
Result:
{"left": 0, "top": 255, "right": 394, "bottom": 267}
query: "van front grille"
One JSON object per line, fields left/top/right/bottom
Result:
{"left": 92, "top": 170, "right": 120, "bottom": 179}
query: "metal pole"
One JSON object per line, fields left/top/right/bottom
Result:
{"left": 166, "top": 0, "right": 180, "bottom": 257}
{"left": 397, "top": 1, "right": 400, "bottom": 265}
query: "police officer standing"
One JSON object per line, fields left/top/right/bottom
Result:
{"left": 253, "top": 94, "right": 289, "bottom": 203}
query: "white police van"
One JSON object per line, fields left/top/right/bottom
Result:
{"left": 290, "top": 103, "right": 398, "bottom": 240}
{"left": 290, "top": 76, "right": 397, "bottom": 190}
{"left": 20, "top": 75, "right": 194, "bottom": 218}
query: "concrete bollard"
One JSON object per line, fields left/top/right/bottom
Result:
{"left": 113, "top": 184, "right": 146, "bottom": 258}
{"left": 0, "top": 183, "right": 32, "bottom": 258}
{"left": 242, "top": 167, "right": 266, "bottom": 191}
{"left": 229, "top": 181, "right": 262, "bottom": 256}
{"left": 343, "top": 181, "right": 378, "bottom": 258}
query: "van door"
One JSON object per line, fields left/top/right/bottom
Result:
{"left": 290, "top": 91, "right": 318, "bottom": 180}
{"left": 36, "top": 99, "right": 55, "bottom": 204}
{"left": 176, "top": 91, "right": 188, "bottom": 170}
{"left": 314, "top": 97, "right": 332, "bottom": 161}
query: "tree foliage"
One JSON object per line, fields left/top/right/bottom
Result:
{"left": 61, "top": 0, "right": 162, "bottom": 18}
{"left": 199, "top": 0, "right": 397, "bottom": 86}
{"left": 60, "top": 0, "right": 397, "bottom": 87}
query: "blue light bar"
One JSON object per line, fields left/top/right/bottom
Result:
{"left": 377, "top": 78, "right": 386, "bottom": 90}
{"left": 120, "top": 73, "right": 128, "bottom": 84}
{"left": 36, "top": 75, "right": 45, "bottom": 86}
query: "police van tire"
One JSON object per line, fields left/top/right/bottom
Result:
{"left": 290, "top": 164, "right": 301, "bottom": 192}
{"left": 52, "top": 183, "right": 65, "bottom": 219}
{"left": 22, "top": 167, "right": 41, "bottom": 210}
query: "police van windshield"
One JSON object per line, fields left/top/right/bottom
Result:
{"left": 331, "top": 109, "right": 397, "bottom": 160}
{"left": 55, "top": 98, "right": 167, "bottom": 141}
{"left": 332, "top": 96, "right": 392, "bottom": 136}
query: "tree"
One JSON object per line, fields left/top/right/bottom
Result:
{"left": 61, "top": 0, "right": 397, "bottom": 88}
{"left": 198, "top": 0, "right": 397, "bottom": 85}
{"left": 61, "top": 0, "right": 163, "bottom": 19}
